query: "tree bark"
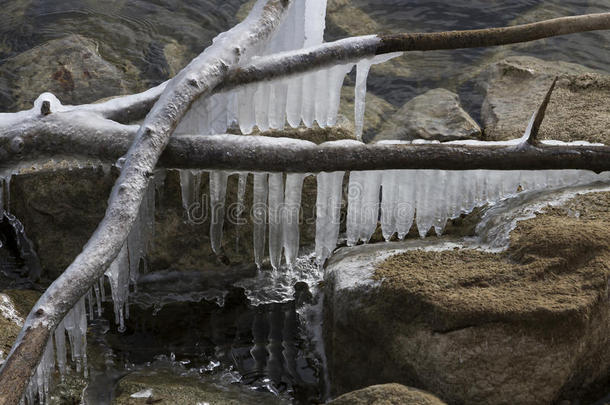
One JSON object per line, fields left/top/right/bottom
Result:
{"left": 0, "top": 1, "right": 291, "bottom": 403}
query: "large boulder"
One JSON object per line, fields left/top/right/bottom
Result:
{"left": 374, "top": 88, "right": 481, "bottom": 142}
{"left": 328, "top": 383, "right": 447, "bottom": 405}
{"left": 477, "top": 56, "right": 610, "bottom": 143}
{"left": 324, "top": 191, "right": 610, "bottom": 404}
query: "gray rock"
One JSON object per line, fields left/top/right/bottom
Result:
{"left": 1, "top": 35, "right": 130, "bottom": 110}
{"left": 374, "top": 88, "right": 481, "bottom": 142}
{"left": 478, "top": 56, "right": 610, "bottom": 144}
{"left": 323, "top": 191, "right": 610, "bottom": 404}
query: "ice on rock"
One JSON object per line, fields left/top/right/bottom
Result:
{"left": 253, "top": 173, "right": 269, "bottom": 269}
{"left": 432, "top": 171, "right": 448, "bottom": 236}
{"left": 268, "top": 172, "right": 285, "bottom": 270}
{"left": 283, "top": 173, "right": 306, "bottom": 266}
{"left": 315, "top": 171, "right": 344, "bottom": 267}
{"left": 209, "top": 171, "right": 229, "bottom": 254}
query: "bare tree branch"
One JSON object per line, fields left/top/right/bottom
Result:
{"left": 65, "top": 12, "right": 610, "bottom": 124}
{"left": 0, "top": 1, "right": 292, "bottom": 403}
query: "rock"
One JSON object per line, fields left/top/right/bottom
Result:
{"left": 477, "top": 56, "right": 610, "bottom": 143}
{"left": 373, "top": 88, "right": 481, "bottom": 142}
{"left": 0, "top": 289, "right": 40, "bottom": 366}
{"left": 112, "top": 369, "right": 285, "bottom": 405}
{"left": 328, "top": 383, "right": 447, "bottom": 405}
{"left": 324, "top": 191, "right": 610, "bottom": 404}
{"left": 1, "top": 35, "right": 130, "bottom": 110}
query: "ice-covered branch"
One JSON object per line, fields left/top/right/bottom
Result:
{"left": 0, "top": 1, "right": 292, "bottom": 403}
{"left": 58, "top": 12, "right": 610, "bottom": 124}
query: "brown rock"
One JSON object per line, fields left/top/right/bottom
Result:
{"left": 478, "top": 56, "right": 610, "bottom": 144}
{"left": 324, "top": 191, "right": 610, "bottom": 404}
{"left": 328, "top": 383, "right": 447, "bottom": 405}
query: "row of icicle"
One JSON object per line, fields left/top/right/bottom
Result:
{"left": 179, "top": 168, "right": 607, "bottom": 270}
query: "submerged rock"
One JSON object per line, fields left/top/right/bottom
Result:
{"left": 324, "top": 191, "right": 610, "bottom": 404}
{"left": 328, "top": 383, "right": 447, "bottom": 405}
{"left": 1, "top": 34, "right": 130, "bottom": 110}
{"left": 373, "top": 88, "right": 481, "bottom": 142}
{"left": 112, "top": 369, "right": 287, "bottom": 405}
{"left": 478, "top": 56, "right": 610, "bottom": 144}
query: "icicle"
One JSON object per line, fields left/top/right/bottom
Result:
{"left": 283, "top": 173, "right": 305, "bottom": 266}
{"left": 54, "top": 320, "right": 67, "bottom": 378}
{"left": 209, "top": 171, "right": 229, "bottom": 254}
{"left": 396, "top": 170, "right": 416, "bottom": 239}
{"left": 354, "top": 59, "right": 372, "bottom": 141}
{"left": 253, "top": 173, "right": 269, "bottom": 269}
{"left": 346, "top": 171, "right": 382, "bottom": 245}
{"left": 314, "top": 69, "right": 330, "bottom": 127}
{"left": 431, "top": 171, "right": 448, "bottom": 235}
{"left": 179, "top": 170, "right": 203, "bottom": 214}
{"left": 354, "top": 53, "right": 402, "bottom": 140}
{"left": 238, "top": 84, "right": 257, "bottom": 134}
{"left": 105, "top": 244, "right": 129, "bottom": 333}
{"left": 64, "top": 297, "right": 87, "bottom": 372}
{"left": 268, "top": 173, "right": 284, "bottom": 271}
{"left": 93, "top": 280, "right": 102, "bottom": 317}
{"left": 326, "top": 63, "right": 354, "bottom": 126}
{"left": 315, "top": 171, "right": 344, "bottom": 268}
{"left": 381, "top": 170, "right": 400, "bottom": 241}
{"left": 415, "top": 170, "right": 434, "bottom": 238}
{"left": 87, "top": 289, "right": 94, "bottom": 321}
{"left": 255, "top": 82, "right": 272, "bottom": 132}
{"left": 235, "top": 172, "right": 249, "bottom": 250}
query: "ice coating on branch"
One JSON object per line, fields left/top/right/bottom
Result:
{"left": 268, "top": 172, "right": 285, "bottom": 270}
{"left": 174, "top": 0, "right": 367, "bottom": 135}
{"left": 315, "top": 171, "right": 344, "bottom": 267}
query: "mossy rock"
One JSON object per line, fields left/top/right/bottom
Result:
{"left": 324, "top": 191, "right": 610, "bottom": 404}
{"left": 112, "top": 370, "right": 286, "bottom": 405}
{"left": 0, "top": 289, "right": 40, "bottom": 364}
{"left": 329, "top": 383, "right": 447, "bottom": 405}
